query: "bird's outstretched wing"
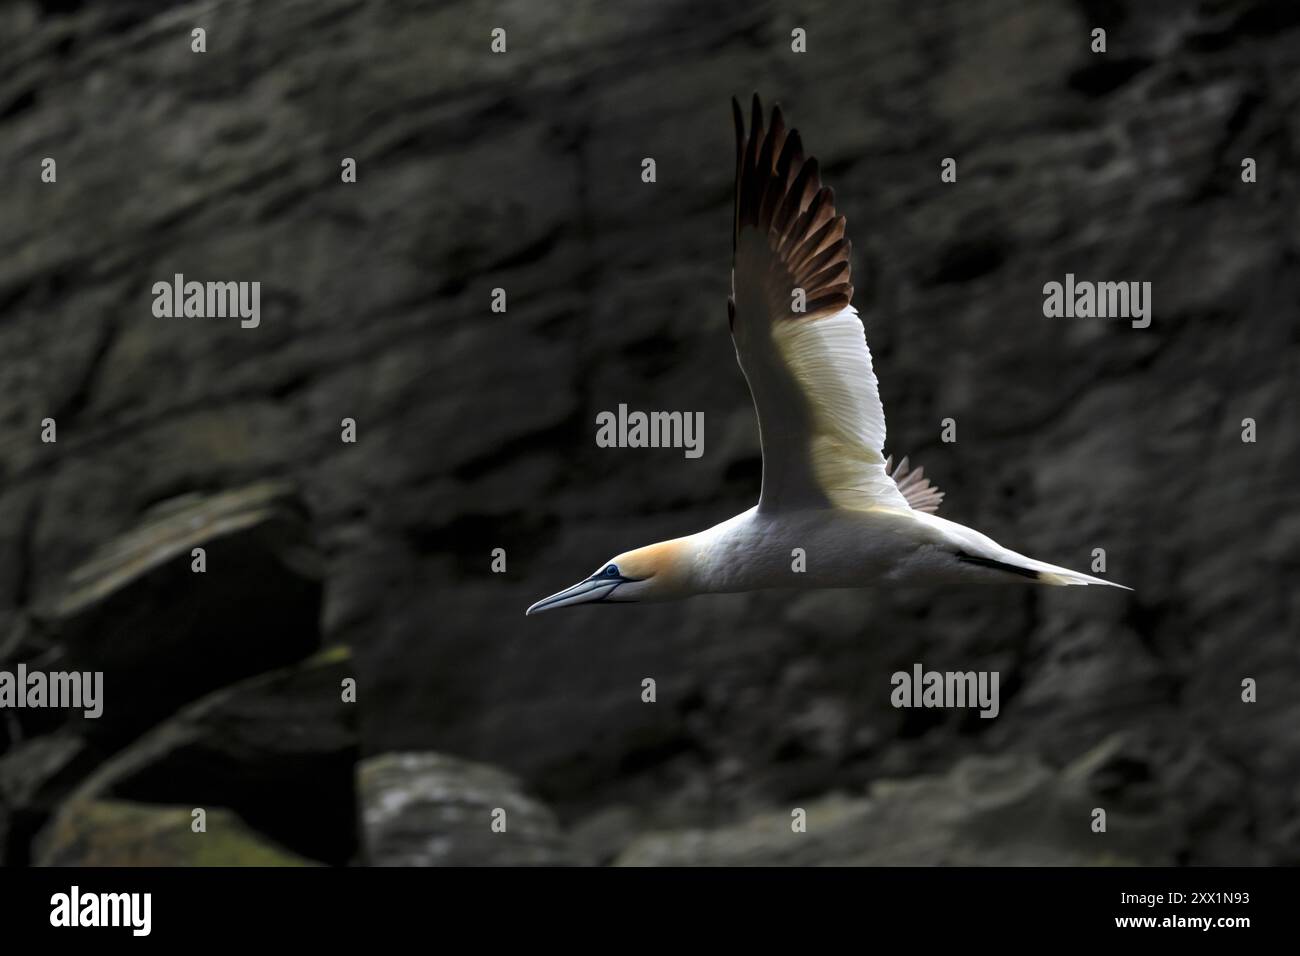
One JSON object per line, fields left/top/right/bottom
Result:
{"left": 730, "top": 94, "right": 939, "bottom": 515}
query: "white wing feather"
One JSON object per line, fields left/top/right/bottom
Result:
{"left": 772, "top": 306, "right": 910, "bottom": 511}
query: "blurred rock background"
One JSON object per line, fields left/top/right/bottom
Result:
{"left": 0, "top": 0, "right": 1296, "bottom": 865}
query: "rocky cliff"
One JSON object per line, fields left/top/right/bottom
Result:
{"left": 1, "top": 0, "right": 1297, "bottom": 865}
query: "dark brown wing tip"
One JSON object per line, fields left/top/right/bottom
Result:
{"left": 731, "top": 95, "right": 855, "bottom": 318}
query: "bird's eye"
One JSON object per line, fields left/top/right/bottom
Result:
{"left": 604, "top": 564, "right": 620, "bottom": 577}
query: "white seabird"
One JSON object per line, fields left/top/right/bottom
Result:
{"left": 527, "top": 95, "right": 1129, "bottom": 615}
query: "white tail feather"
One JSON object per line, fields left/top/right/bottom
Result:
{"left": 1012, "top": 555, "right": 1132, "bottom": 589}
{"left": 910, "top": 510, "right": 1133, "bottom": 590}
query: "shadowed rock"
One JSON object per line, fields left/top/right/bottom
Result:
{"left": 35, "top": 800, "right": 316, "bottom": 867}
{"left": 358, "top": 752, "right": 569, "bottom": 866}
{"left": 616, "top": 740, "right": 1181, "bottom": 866}
{"left": 34, "top": 481, "right": 324, "bottom": 744}
{"left": 45, "top": 648, "right": 358, "bottom": 865}
{"left": 0, "top": 731, "right": 95, "bottom": 865}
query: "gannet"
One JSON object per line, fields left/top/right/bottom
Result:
{"left": 527, "top": 95, "right": 1129, "bottom": 615}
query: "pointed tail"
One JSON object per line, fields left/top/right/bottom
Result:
{"left": 911, "top": 510, "right": 1133, "bottom": 591}
{"left": 957, "top": 549, "right": 1132, "bottom": 590}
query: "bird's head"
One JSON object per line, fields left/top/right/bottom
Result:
{"left": 525, "top": 539, "right": 691, "bottom": 615}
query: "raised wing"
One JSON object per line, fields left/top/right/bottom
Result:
{"left": 730, "top": 94, "right": 927, "bottom": 514}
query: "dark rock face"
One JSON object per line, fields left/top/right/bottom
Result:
{"left": 617, "top": 737, "right": 1181, "bottom": 866}
{"left": 48, "top": 648, "right": 359, "bottom": 866}
{"left": 0, "top": 484, "right": 344, "bottom": 864}
{"left": 33, "top": 481, "right": 324, "bottom": 745}
{"left": 0, "top": 732, "right": 93, "bottom": 865}
{"left": 358, "top": 753, "right": 569, "bottom": 866}
{"left": 1, "top": 0, "right": 1298, "bottom": 865}
{"left": 35, "top": 800, "right": 317, "bottom": 867}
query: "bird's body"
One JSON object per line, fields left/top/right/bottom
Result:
{"left": 527, "top": 95, "right": 1128, "bottom": 615}
{"left": 610, "top": 504, "right": 1113, "bottom": 599}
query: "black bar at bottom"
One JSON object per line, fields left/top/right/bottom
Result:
{"left": 0, "top": 866, "right": 1276, "bottom": 942}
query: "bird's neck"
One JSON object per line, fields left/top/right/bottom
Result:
{"left": 627, "top": 536, "right": 699, "bottom": 598}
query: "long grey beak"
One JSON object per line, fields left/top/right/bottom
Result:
{"left": 526, "top": 577, "right": 620, "bottom": 616}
